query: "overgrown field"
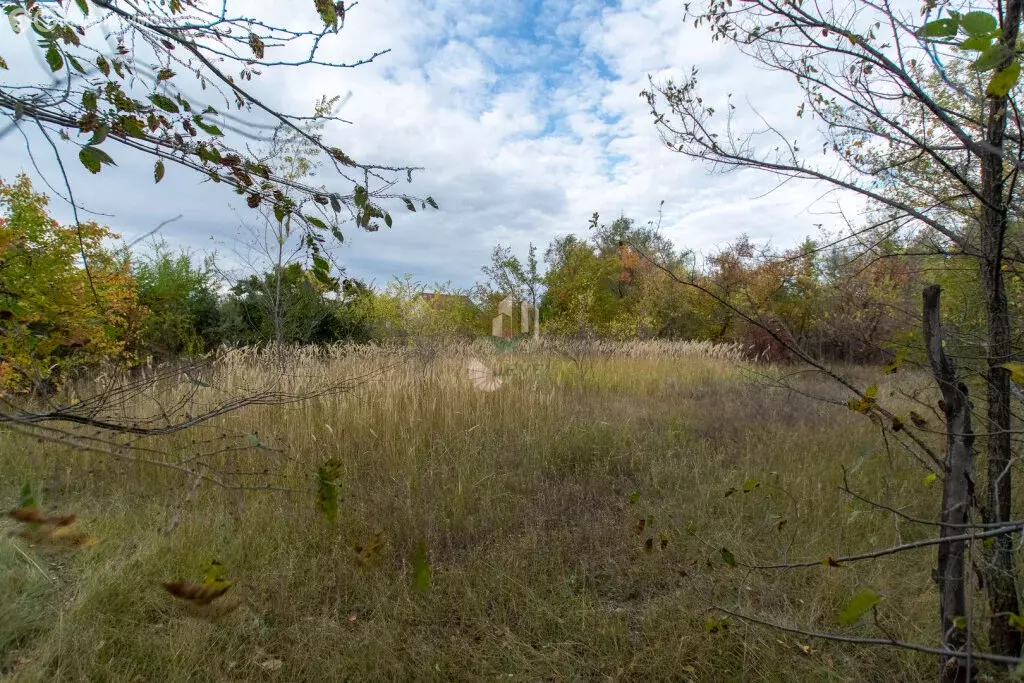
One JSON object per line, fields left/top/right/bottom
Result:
{"left": 0, "top": 341, "right": 979, "bottom": 681}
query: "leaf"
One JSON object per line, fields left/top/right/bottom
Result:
{"left": 248, "top": 33, "right": 265, "bottom": 59}
{"left": 742, "top": 477, "right": 760, "bottom": 493}
{"left": 916, "top": 18, "right": 958, "bottom": 39}
{"left": 315, "top": 0, "right": 338, "bottom": 30}
{"left": 88, "top": 125, "right": 110, "bottom": 146}
{"left": 403, "top": 198, "right": 416, "bottom": 212}
{"left": 961, "top": 11, "right": 998, "bottom": 38}
{"left": 721, "top": 548, "right": 736, "bottom": 567}
{"left": 329, "top": 194, "right": 342, "bottom": 213}
{"left": 411, "top": 540, "right": 431, "bottom": 594}
{"left": 425, "top": 196, "right": 438, "bottom": 210}
{"left": 989, "top": 61, "right": 1023, "bottom": 96}
{"left": 154, "top": 160, "right": 165, "bottom": 183}
{"left": 1009, "top": 613, "right": 1024, "bottom": 632}
{"left": 149, "top": 94, "right": 180, "bottom": 113}
{"left": 864, "top": 384, "right": 878, "bottom": 399}
{"left": 316, "top": 459, "right": 342, "bottom": 523}
{"left": 193, "top": 116, "right": 223, "bottom": 136}
{"left": 95, "top": 55, "right": 109, "bottom": 76}
{"left": 68, "top": 56, "right": 86, "bottom": 74}
{"left": 924, "top": 472, "right": 938, "bottom": 487}
{"left": 959, "top": 35, "right": 993, "bottom": 51}
{"left": 971, "top": 44, "right": 1014, "bottom": 72}
{"left": 953, "top": 615, "right": 968, "bottom": 630}
{"left": 305, "top": 215, "right": 328, "bottom": 230}
{"left": 79, "top": 146, "right": 116, "bottom": 174}
{"left": 837, "top": 588, "right": 879, "bottom": 624}
{"left": 75, "top": 0, "right": 89, "bottom": 16}
{"left": 384, "top": 212, "right": 393, "bottom": 229}
{"left": 156, "top": 68, "right": 176, "bottom": 82}
{"left": 201, "top": 559, "right": 230, "bottom": 587}
{"left": 0, "top": 56, "right": 7, "bottom": 70}
{"left": 82, "top": 90, "right": 98, "bottom": 111}
{"left": 629, "top": 491, "right": 641, "bottom": 505}
{"left": 18, "top": 482, "right": 36, "bottom": 510}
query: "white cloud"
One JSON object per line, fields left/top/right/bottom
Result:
{"left": 0, "top": 0, "right": 856, "bottom": 289}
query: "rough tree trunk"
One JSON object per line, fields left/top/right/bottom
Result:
{"left": 979, "top": 0, "right": 1023, "bottom": 658}
{"left": 923, "top": 285, "right": 976, "bottom": 683}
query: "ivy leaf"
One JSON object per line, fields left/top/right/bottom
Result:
{"left": 79, "top": 146, "right": 116, "bottom": 174}
{"left": 154, "top": 160, "right": 165, "bottom": 183}
{"left": 961, "top": 11, "right": 998, "bottom": 38}
{"left": 411, "top": 540, "right": 431, "bottom": 595}
{"left": 987, "top": 61, "right": 1022, "bottom": 97}
{"left": 45, "top": 45, "right": 64, "bottom": 72}
{"left": 248, "top": 33, "right": 265, "bottom": 60}
{"left": 721, "top": 548, "right": 736, "bottom": 567}
{"left": 971, "top": 44, "right": 1014, "bottom": 72}
{"left": 837, "top": 588, "right": 880, "bottom": 624}
{"left": 149, "top": 94, "right": 180, "bottom": 113}
{"left": 916, "top": 18, "right": 958, "bottom": 39}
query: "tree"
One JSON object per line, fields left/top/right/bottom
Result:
{"left": 133, "top": 241, "right": 220, "bottom": 358}
{"left": 480, "top": 243, "right": 543, "bottom": 338}
{"left": 1, "top": 0, "right": 437, "bottom": 283}
{"left": 0, "top": 174, "right": 145, "bottom": 392}
{"left": 643, "top": 0, "right": 1024, "bottom": 670}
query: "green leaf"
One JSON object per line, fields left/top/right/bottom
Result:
{"left": 837, "top": 588, "right": 880, "bottom": 625}
{"left": 353, "top": 185, "right": 368, "bottom": 208}
{"left": 305, "top": 215, "right": 328, "bottom": 229}
{"left": 315, "top": 459, "right": 342, "bottom": 523}
{"left": 273, "top": 202, "right": 289, "bottom": 223}
{"left": 79, "top": 145, "right": 116, "bottom": 174}
{"left": 88, "top": 125, "right": 110, "bottom": 146}
{"left": 411, "top": 540, "right": 431, "bottom": 595}
{"left": 629, "top": 491, "right": 641, "bottom": 505}
{"left": 149, "top": 93, "right": 179, "bottom": 113}
{"left": 95, "top": 55, "right": 109, "bottom": 76}
{"left": 864, "top": 384, "right": 878, "bottom": 399}
{"left": 0, "top": 56, "right": 7, "bottom": 70}
{"left": 916, "top": 18, "right": 958, "bottom": 39}
{"left": 961, "top": 11, "right": 998, "bottom": 38}
{"left": 329, "top": 195, "right": 342, "bottom": 213}
{"left": 193, "top": 116, "right": 223, "bottom": 136}
{"left": 75, "top": 0, "right": 89, "bottom": 15}
{"left": 156, "top": 68, "right": 176, "bottom": 82}
{"left": 924, "top": 472, "right": 938, "bottom": 487}
{"left": 1009, "top": 613, "right": 1024, "bottom": 632}
{"left": 425, "top": 196, "right": 438, "bottom": 210}
{"left": 19, "top": 481, "right": 36, "bottom": 509}
{"left": 721, "top": 548, "right": 736, "bottom": 567}
{"left": 988, "top": 61, "right": 1022, "bottom": 97}
{"left": 314, "top": 0, "right": 339, "bottom": 30}
{"left": 705, "top": 617, "right": 731, "bottom": 633}
{"left": 403, "top": 198, "right": 416, "bottom": 212}
{"left": 971, "top": 44, "right": 1014, "bottom": 72}
{"left": 45, "top": 45, "right": 64, "bottom": 72}
{"left": 154, "top": 160, "right": 165, "bottom": 183}
{"left": 82, "top": 90, "right": 98, "bottom": 111}
{"left": 959, "top": 35, "right": 993, "bottom": 51}
{"left": 953, "top": 615, "right": 968, "bottom": 630}
{"left": 384, "top": 212, "right": 393, "bottom": 229}
{"left": 312, "top": 253, "right": 330, "bottom": 275}
{"left": 742, "top": 477, "right": 760, "bottom": 493}
{"left": 68, "top": 55, "right": 86, "bottom": 74}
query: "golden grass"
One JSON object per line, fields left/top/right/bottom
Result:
{"left": 0, "top": 341, "right": 971, "bottom": 681}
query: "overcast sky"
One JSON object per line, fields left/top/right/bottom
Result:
{"left": 0, "top": 0, "right": 853, "bottom": 290}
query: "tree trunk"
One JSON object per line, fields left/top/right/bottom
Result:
{"left": 923, "top": 285, "right": 976, "bottom": 683}
{"left": 978, "top": 0, "right": 1023, "bottom": 658}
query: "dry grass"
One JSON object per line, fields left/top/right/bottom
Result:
{"left": 0, "top": 341, "right": 974, "bottom": 681}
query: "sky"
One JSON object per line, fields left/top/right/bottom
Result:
{"left": 0, "top": 0, "right": 850, "bottom": 290}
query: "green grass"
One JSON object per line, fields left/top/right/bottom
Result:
{"left": 0, "top": 342, "right": 981, "bottom": 680}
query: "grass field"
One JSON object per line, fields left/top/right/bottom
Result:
{"left": 0, "top": 341, "right": 972, "bottom": 681}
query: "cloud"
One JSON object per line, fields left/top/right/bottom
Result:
{"left": 0, "top": 0, "right": 853, "bottom": 290}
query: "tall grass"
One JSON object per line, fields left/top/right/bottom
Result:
{"left": 0, "top": 341, "right": 963, "bottom": 681}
